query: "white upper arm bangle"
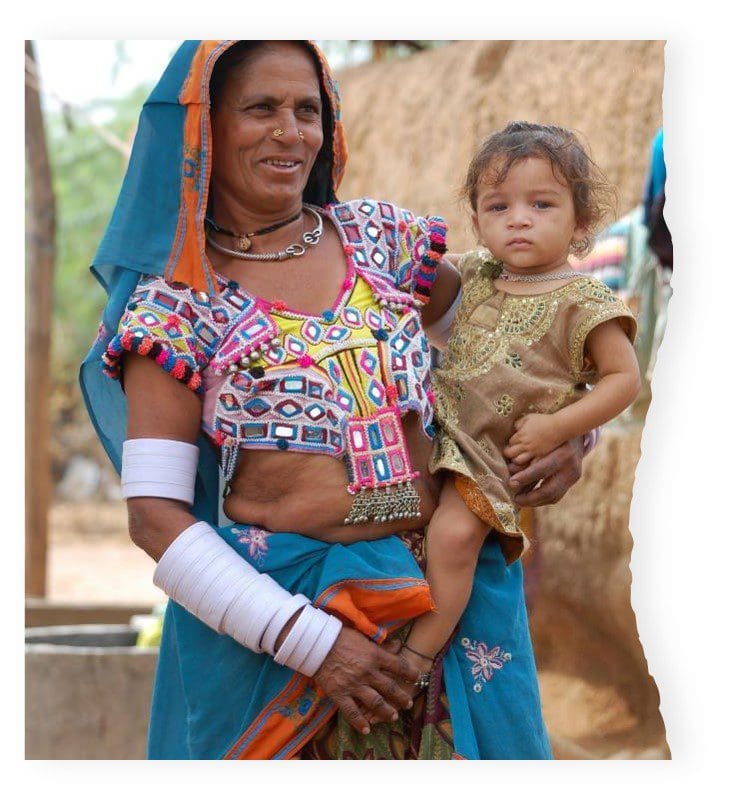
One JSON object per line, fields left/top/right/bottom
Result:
{"left": 121, "top": 438, "right": 199, "bottom": 506}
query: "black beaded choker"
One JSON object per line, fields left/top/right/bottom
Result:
{"left": 205, "top": 210, "right": 302, "bottom": 252}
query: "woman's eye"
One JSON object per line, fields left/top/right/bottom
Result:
{"left": 298, "top": 104, "right": 321, "bottom": 116}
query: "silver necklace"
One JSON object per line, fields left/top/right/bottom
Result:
{"left": 499, "top": 268, "right": 581, "bottom": 283}
{"left": 206, "top": 204, "right": 323, "bottom": 262}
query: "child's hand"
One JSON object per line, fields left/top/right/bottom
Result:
{"left": 506, "top": 413, "right": 563, "bottom": 463}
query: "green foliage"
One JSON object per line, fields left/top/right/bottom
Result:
{"left": 48, "top": 85, "right": 150, "bottom": 384}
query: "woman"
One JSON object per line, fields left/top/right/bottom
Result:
{"left": 81, "top": 40, "right": 587, "bottom": 760}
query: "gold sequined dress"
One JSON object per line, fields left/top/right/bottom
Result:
{"left": 429, "top": 251, "right": 637, "bottom": 564}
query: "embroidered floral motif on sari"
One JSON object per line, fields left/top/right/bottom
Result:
{"left": 461, "top": 637, "right": 512, "bottom": 692}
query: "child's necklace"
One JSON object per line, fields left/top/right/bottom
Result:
{"left": 499, "top": 267, "right": 581, "bottom": 283}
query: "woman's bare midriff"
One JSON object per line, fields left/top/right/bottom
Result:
{"left": 223, "top": 412, "right": 441, "bottom": 542}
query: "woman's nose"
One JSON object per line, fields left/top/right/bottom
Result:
{"left": 271, "top": 112, "right": 301, "bottom": 144}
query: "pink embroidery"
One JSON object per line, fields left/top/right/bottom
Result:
{"left": 163, "top": 313, "right": 182, "bottom": 333}
{"left": 461, "top": 636, "right": 512, "bottom": 693}
{"left": 233, "top": 526, "right": 270, "bottom": 565}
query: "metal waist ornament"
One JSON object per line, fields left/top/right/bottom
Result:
{"left": 343, "top": 481, "right": 422, "bottom": 526}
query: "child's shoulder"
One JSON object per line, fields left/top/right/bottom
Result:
{"left": 565, "top": 274, "right": 628, "bottom": 307}
{"left": 562, "top": 274, "right": 637, "bottom": 343}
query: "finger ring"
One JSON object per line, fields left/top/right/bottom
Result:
{"left": 413, "top": 672, "right": 431, "bottom": 690}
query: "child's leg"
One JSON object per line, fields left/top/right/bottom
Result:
{"left": 405, "top": 475, "right": 490, "bottom": 663}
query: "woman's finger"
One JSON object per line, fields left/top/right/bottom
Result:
{"left": 506, "top": 460, "right": 523, "bottom": 476}
{"left": 355, "top": 686, "right": 399, "bottom": 724}
{"left": 507, "top": 449, "right": 561, "bottom": 490}
{"left": 513, "top": 474, "right": 562, "bottom": 506}
{"left": 368, "top": 670, "right": 414, "bottom": 711}
{"left": 336, "top": 696, "right": 372, "bottom": 736}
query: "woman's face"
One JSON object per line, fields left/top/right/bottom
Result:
{"left": 210, "top": 42, "right": 325, "bottom": 217}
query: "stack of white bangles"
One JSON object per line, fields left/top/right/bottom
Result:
{"left": 122, "top": 439, "right": 342, "bottom": 676}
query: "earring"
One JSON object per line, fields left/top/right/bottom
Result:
{"left": 297, "top": 130, "right": 305, "bottom": 141}
{"left": 272, "top": 128, "right": 284, "bottom": 138}
{"left": 569, "top": 236, "right": 590, "bottom": 257}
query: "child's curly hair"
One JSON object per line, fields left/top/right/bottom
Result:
{"left": 462, "top": 122, "right": 617, "bottom": 257}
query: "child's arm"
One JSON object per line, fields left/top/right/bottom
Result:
{"left": 507, "top": 319, "right": 641, "bottom": 464}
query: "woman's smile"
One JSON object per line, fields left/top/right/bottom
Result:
{"left": 259, "top": 156, "right": 304, "bottom": 173}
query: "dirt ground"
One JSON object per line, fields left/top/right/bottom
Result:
{"left": 47, "top": 499, "right": 667, "bottom": 759}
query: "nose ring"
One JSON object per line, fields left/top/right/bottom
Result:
{"left": 272, "top": 128, "right": 285, "bottom": 138}
{"left": 298, "top": 130, "right": 305, "bottom": 141}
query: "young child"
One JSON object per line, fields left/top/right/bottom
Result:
{"left": 401, "top": 122, "right": 640, "bottom": 681}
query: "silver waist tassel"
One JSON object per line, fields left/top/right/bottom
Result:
{"left": 343, "top": 481, "right": 422, "bottom": 525}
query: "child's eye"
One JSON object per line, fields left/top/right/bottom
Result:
{"left": 534, "top": 200, "right": 552, "bottom": 209}
{"left": 487, "top": 203, "right": 507, "bottom": 212}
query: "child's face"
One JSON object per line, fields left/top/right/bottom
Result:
{"left": 471, "top": 157, "right": 587, "bottom": 272}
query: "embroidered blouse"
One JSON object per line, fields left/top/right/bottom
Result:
{"left": 429, "top": 250, "right": 637, "bottom": 564}
{"left": 102, "top": 199, "right": 446, "bottom": 505}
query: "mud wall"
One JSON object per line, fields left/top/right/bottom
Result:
{"left": 337, "top": 40, "right": 665, "bottom": 251}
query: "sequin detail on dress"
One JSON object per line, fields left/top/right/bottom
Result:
{"left": 430, "top": 250, "right": 637, "bottom": 564}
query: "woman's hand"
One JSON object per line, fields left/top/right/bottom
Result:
{"left": 313, "top": 627, "right": 419, "bottom": 735}
{"left": 504, "top": 435, "right": 584, "bottom": 507}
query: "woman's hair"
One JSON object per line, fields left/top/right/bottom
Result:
{"left": 462, "top": 121, "right": 616, "bottom": 256}
{"left": 208, "top": 41, "right": 336, "bottom": 206}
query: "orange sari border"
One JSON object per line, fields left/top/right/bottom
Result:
{"left": 222, "top": 576, "right": 433, "bottom": 759}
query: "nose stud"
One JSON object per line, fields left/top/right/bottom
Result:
{"left": 272, "top": 128, "right": 305, "bottom": 141}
